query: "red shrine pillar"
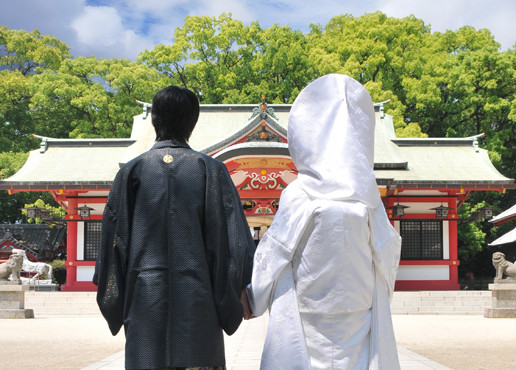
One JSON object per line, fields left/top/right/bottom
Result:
{"left": 448, "top": 197, "right": 460, "bottom": 289}
{"left": 60, "top": 197, "right": 78, "bottom": 291}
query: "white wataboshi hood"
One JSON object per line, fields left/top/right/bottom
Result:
{"left": 288, "top": 73, "right": 380, "bottom": 209}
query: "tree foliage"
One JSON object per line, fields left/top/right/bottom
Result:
{"left": 0, "top": 27, "right": 163, "bottom": 221}
{"left": 0, "top": 25, "right": 70, "bottom": 75}
{"left": 138, "top": 13, "right": 313, "bottom": 104}
{"left": 29, "top": 57, "right": 163, "bottom": 139}
{"left": 1, "top": 14, "right": 515, "bottom": 274}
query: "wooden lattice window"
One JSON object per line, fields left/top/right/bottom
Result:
{"left": 84, "top": 221, "right": 102, "bottom": 261}
{"left": 400, "top": 221, "right": 443, "bottom": 260}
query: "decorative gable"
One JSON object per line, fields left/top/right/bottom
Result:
{"left": 201, "top": 96, "right": 288, "bottom": 156}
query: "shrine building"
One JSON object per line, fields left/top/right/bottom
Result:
{"left": 1, "top": 98, "right": 514, "bottom": 291}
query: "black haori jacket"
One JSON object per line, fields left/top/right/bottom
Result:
{"left": 93, "top": 139, "right": 255, "bottom": 369}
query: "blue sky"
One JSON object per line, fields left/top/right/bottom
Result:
{"left": 1, "top": 0, "right": 514, "bottom": 60}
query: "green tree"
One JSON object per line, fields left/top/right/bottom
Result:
{"left": 0, "top": 26, "right": 70, "bottom": 75}
{"left": 0, "top": 26, "right": 71, "bottom": 152}
{"left": 0, "top": 69, "right": 34, "bottom": 151}
{"left": 307, "top": 12, "right": 432, "bottom": 136}
{"left": 240, "top": 23, "right": 313, "bottom": 103}
{"left": 139, "top": 14, "right": 259, "bottom": 102}
{"left": 29, "top": 57, "right": 163, "bottom": 139}
{"left": 0, "top": 151, "right": 27, "bottom": 180}
{"left": 412, "top": 29, "right": 513, "bottom": 139}
{"left": 139, "top": 14, "right": 313, "bottom": 104}
{"left": 0, "top": 26, "right": 164, "bottom": 222}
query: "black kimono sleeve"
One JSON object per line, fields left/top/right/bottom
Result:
{"left": 204, "top": 161, "right": 255, "bottom": 335}
{"left": 92, "top": 168, "right": 133, "bottom": 336}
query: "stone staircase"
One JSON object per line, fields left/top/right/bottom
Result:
{"left": 23, "top": 290, "right": 493, "bottom": 316}
{"left": 391, "top": 290, "right": 492, "bottom": 315}
{"left": 25, "top": 291, "right": 100, "bottom": 316}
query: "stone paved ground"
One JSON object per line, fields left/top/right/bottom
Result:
{"left": 392, "top": 314, "right": 516, "bottom": 370}
{"left": 2, "top": 313, "right": 516, "bottom": 369}
{"left": 1, "top": 315, "right": 125, "bottom": 370}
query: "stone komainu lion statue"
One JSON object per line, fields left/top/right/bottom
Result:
{"left": 0, "top": 253, "right": 24, "bottom": 281}
{"left": 492, "top": 252, "right": 516, "bottom": 280}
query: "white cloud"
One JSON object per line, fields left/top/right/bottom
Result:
{"left": 378, "top": 0, "right": 515, "bottom": 50}
{"left": 71, "top": 6, "right": 124, "bottom": 46}
{"left": 70, "top": 5, "right": 154, "bottom": 59}
{"left": 0, "top": 0, "right": 85, "bottom": 51}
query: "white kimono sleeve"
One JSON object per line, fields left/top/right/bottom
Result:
{"left": 246, "top": 231, "right": 293, "bottom": 316}
{"left": 246, "top": 182, "right": 316, "bottom": 369}
{"left": 368, "top": 203, "right": 402, "bottom": 369}
{"left": 246, "top": 181, "right": 315, "bottom": 316}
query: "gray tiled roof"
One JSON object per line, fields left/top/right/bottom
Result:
{"left": 0, "top": 224, "right": 66, "bottom": 257}
{"left": 3, "top": 139, "right": 133, "bottom": 185}
{"left": 0, "top": 103, "right": 513, "bottom": 189}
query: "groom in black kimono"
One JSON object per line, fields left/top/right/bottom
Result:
{"left": 93, "top": 86, "right": 255, "bottom": 369}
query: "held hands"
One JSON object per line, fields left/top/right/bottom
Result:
{"left": 241, "top": 289, "right": 255, "bottom": 320}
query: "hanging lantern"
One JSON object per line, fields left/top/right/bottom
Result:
{"left": 480, "top": 206, "right": 494, "bottom": 220}
{"left": 389, "top": 203, "right": 409, "bottom": 217}
{"left": 430, "top": 204, "right": 452, "bottom": 219}
{"left": 75, "top": 205, "right": 94, "bottom": 219}
{"left": 39, "top": 208, "right": 52, "bottom": 221}
{"left": 23, "top": 206, "right": 41, "bottom": 219}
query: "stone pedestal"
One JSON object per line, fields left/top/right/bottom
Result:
{"left": 484, "top": 280, "right": 516, "bottom": 318}
{"left": 0, "top": 282, "right": 34, "bottom": 319}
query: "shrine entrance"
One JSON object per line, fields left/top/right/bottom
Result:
{"left": 246, "top": 217, "right": 274, "bottom": 246}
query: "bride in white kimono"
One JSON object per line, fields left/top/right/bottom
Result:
{"left": 246, "top": 74, "right": 402, "bottom": 369}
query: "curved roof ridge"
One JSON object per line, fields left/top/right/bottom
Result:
{"left": 201, "top": 114, "right": 287, "bottom": 155}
